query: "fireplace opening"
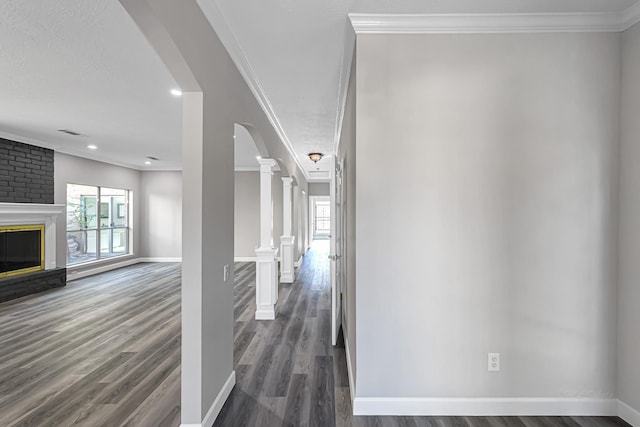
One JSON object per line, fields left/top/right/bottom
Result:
{"left": 0, "top": 224, "right": 45, "bottom": 278}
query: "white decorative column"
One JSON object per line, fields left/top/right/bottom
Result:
{"left": 255, "top": 158, "right": 279, "bottom": 320}
{"left": 280, "top": 177, "right": 295, "bottom": 283}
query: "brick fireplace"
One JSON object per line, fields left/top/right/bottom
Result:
{"left": 0, "top": 138, "right": 66, "bottom": 302}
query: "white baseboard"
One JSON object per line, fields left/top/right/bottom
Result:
{"left": 294, "top": 255, "right": 303, "bottom": 268}
{"left": 234, "top": 257, "right": 257, "bottom": 262}
{"left": 255, "top": 308, "right": 276, "bottom": 320}
{"left": 352, "top": 397, "right": 618, "bottom": 417}
{"left": 619, "top": 400, "right": 640, "bottom": 426}
{"left": 67, "top": 257, "right": 141, "bottom": 281}
{"left": 344, "top": 331, "right": 356, "bottom": 404}
{"left": 67, "top": 256, "right": 183, "bottom": 281}
{"left": 181, "top": 370, "right": 236, "bottom": 427}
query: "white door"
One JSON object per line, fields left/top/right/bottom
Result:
{"left": 329, "top": 157, "right": 344, "bottom": 345}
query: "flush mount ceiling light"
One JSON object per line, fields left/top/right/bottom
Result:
{"left": 308, "top": 152, "right": 323, "bottom": 163}
{"left": 170, "top": 89, "right": 182, "bottom": 97}
{"left": 144, "top": 161, "right": 152, "bottom": 165}
{"left": 87, "top": 145, "right": 98, "bottom": 150}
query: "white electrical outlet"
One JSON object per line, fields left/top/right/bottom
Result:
{"left": 488, "top": 353, "right": 500, "bottom": 372}
{"left": 223, "top": 264, "right": 229, "bottom": 282}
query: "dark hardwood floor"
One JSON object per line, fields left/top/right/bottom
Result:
{"left": 0, "top": 242, "right": 630, "bottom": 426}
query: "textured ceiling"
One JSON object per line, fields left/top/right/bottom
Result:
{"left": 0, "top": 0, "right": 638, "bottom": 176}
{"left": 0, "top": 0, "right": 181, "bottom": 170}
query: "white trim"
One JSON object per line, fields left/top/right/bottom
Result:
{"left": 0, "top": 202, "right": 65, "bottom": 271}
{"left": 67, "top": 257, "right": 140, "bottom": 281}
{"left": 294, "top": 255, "right": 303, "bottom": 268}
{"left": 349, "top": 8, "right": 640, "bottom": 34}
{"left": 67, "top": 256, "right": 182, "bottom": 281}
{"left": 138, "top": 257, "right": 182, "bottom": 263}
{"left": 181, "top": 370, "right": 236, "bottom": 427}
{"left": 200, "top": 2, "right": 310, "bottom": 182}
{"left": 344, "top": 331, "right": 356, "bottom": 404}
{"left": 618, "top": 400, "right": 640, "bottom": 426}
{"left": 332, "top": 30, "right": 355, "bottom": 157}
{"left": 622, "top": 1, "right": 640, "bottom": 30}
{"left": 352, "top": 397, "right": 618, "bottom": 416}
{"left": 255, "top": 308, "right": 276, "bottom": 320}
{"left": 235, "top": 256, "right": 257, "bottom": 262}
{"left": 235, "top": 165, "right": 281, "bottom": 172}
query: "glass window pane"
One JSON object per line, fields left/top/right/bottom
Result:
{"left": 112, "top": 229, "right": 127, "bottom": 256}
{"left": 100, "top": 228, "right": 128, "bottom": 259}
{"left": 67, "top": 185, "right": 130, "bottom": 266}
{"left": 67, "top": 184, "right": 98, "bottom": 230}
{"left": 67, "top": 230, "right": 97, "bottom": 265}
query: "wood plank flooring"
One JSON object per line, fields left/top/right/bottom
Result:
{"left": 0, "top": 262, "right": 182, "bottom": 427}
{"left": 0, "top": 242, "right": 631, "bottom": 426}
{"left": 216, "top": 240, "right": 630, "bottom": 427}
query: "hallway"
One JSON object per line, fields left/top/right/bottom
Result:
{"left": 217, "top": 241, "right": 629, "bottom": 427}
{"left": 216, "top": 238, "right": 345, "bottom": 426}
{"left": 0, "top": 242, "right": 630, "bottom": 426}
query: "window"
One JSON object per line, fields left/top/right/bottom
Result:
{"left": 314, "top": 201, "right": 331, "bottom": 235}
{"left": 66, "top": 184, "right": 130, "bottom": 266}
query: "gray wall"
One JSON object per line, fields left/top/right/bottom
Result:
{"left": 55, "top": 154, "right": 184, "bottom": 271}
{"left": 54, "top": 152, "right": 142, "bottom": 271}
{"left": 618, "top": 21, "right": 640, "bottom": 412}
{"left": 234, "top": 171, "right": 259, "bottom": 257}
{"left": 139, "top": 171, "right": 182, "bottom": 259}
{"left": 308, "top": 182, "right": 330, "bottom": 196}
{"left": 272, "top": 171, "right": 283, "bottom": 253}
{"left": 233, "top": 170, "right": 284, "bottom": 258}
{"left": 337, "top": 48, "right": 357, "bottom": 382}
{"left": 355, "top": 33, "right": 620, "bottom": 398}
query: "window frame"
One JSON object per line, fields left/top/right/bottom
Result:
{"left": 66, "top": 184, "right": 131, "bottom": 266}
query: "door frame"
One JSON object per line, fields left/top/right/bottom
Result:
{"left": 329, "top": 158, "right": 344, "bottom": 346}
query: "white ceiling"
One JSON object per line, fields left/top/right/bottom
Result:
{"left": 0, "top": 0, "right": 638, "bottom": 178}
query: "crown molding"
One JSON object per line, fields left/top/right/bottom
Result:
{"left": 349, "top": 5, "right": 640, "bottom": 34}
{"left": 333, "top": 25, "right": 356, "bottom": 157}
{"left": 200, "top": 1, "right": 311, "bottom": 182}
{"left": 622, "top": 1, "right": 640, "bottom": 30}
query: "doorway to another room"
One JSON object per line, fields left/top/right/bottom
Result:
{"left": 310, "top": 196, "right": 331, "bottom": 240}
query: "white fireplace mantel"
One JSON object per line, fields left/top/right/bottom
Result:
{"left": 0, "top": 202, "right": 66, "bottom": 270}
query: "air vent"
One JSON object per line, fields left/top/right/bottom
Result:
{"left": 146, "top": 156, "right": 160, "bottom": 161}
{"left": 57, "top": 129, "right": 83, "bottom": 136}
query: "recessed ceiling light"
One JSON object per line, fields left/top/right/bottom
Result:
{"left": 170, "top": 89, "right": 182, "bottom": 97}
{"left": 144, "top": 161, "right": 152, "bottom": 165}
{"left": 87, "top": 145, "right": 98, "bottom": 150}
{"left": 256, "top": 156, "right": 261, "bottom": 160}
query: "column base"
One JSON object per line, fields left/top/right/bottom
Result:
{"left": 255, "top": 247, "right": 278, "bottom": 320}
{"left": 255, "top": 307, "right": 276, "bottom": 320}
{"left": 279, "top": 235, "right": 295, "bottom": 283}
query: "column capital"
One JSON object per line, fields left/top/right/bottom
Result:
{"left": 258, "top": 158, "right": 278, "bottom": 173}
{"left": 281, "top": 176, "right": 294, "bottom": 186}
